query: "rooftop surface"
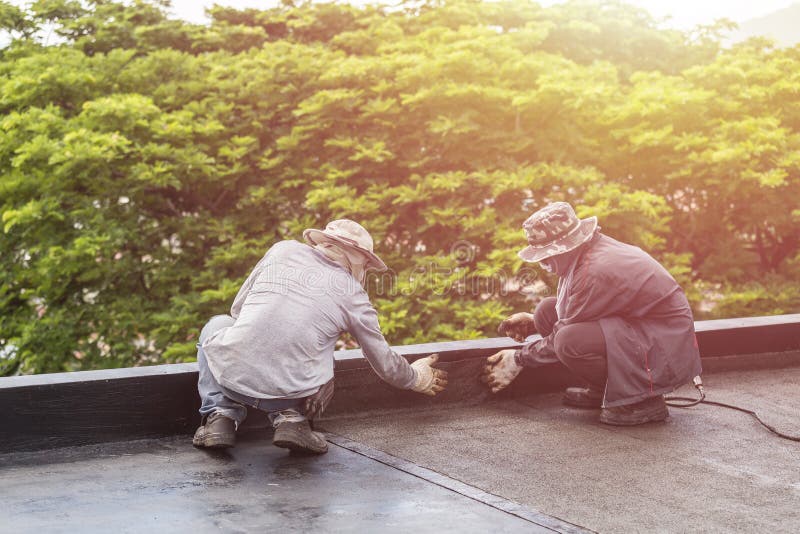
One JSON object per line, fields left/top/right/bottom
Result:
{"left": 3, "top": 362, "right": 799, "bottom": 533}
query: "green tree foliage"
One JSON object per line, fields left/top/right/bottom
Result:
{"left": 1, "top": 0, "right": 798, "bottom": 374}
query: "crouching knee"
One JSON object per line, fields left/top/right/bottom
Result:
{"left": 533, "top": 297, "right": 557, "bottom": 337}
{"left": 553, "top": 324, "right": 580, "bottom": 364}
{"left": 553, "top": 322, "right": 605, "bottom": 362}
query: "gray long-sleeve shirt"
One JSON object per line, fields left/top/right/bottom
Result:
{"left": 202, "top": 240, "right": 418, "bottom": 399}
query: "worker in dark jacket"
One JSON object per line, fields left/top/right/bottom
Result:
{"left": 483, "top": 202, "right": 702, "bottom": 425}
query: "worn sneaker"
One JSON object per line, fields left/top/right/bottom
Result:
{"left": 192, "top": 412, "right": 236, "bottom": 449}
{"left": 273, "top": 420, "right": 328, "bottom": 455}
{"left": 600, "top": 395, "right": 669, "bottom": 426}
{"left": 562, "top": 386, "right": 604, "bottom": 408}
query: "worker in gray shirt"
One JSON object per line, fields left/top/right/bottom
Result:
{"left": 193, "top": 219, "right": 447, "bottom": 454}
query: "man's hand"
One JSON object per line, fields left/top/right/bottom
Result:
{"left": 305, "top": 378, "right": 335, "bottom": 421}
{"left": 410, "top": 353, "right": 449, "bottom": 396}
{"left": 498, "top": 312, "right": 536, "bottom": 342}
{"left": 481, "top": 350, "right": 522, "bottom": 393}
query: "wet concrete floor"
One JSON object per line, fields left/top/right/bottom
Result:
{"left": 1, "top": 431, "right": 551, "bottom": 533}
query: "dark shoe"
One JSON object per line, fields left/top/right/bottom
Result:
{"left": 562, "top": 386, "right": 604, "bottom": 408}
{"left": 193, "top": 412, "right": 236, "bottom": 449}
{"left": 600, "top": 395, "right": 669, "bottom": 426}
{"left": 273, "top": 420, "right": 328, "bottom": 455}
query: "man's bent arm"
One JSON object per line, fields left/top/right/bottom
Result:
{"left": 345, "top": 294, "right": 417, "bottom": 390}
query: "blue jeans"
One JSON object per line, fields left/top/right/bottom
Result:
{"left": 197, "top": 315, "right": 306, "bottom": 428}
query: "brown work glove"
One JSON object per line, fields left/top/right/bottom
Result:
{"left": 410, "top": 353, "right": 449, "bottom": 396}
{"left": 497, "top": 312, "right": 536, "bottom": 342}
{"left": 305, "top": 378, "right": 335, "bottom": 421}
{"left": 481, "top": 349, "right": 523, "bottom": 393}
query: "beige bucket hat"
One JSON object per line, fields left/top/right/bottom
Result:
{"left": 303, "top": 219, "right": 388, "bottom": 272}
{"left": 518, "top": 202, "right": 598, "bottom": 263}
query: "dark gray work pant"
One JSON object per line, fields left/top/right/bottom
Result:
{"left": 533, "top": 297, "right": 608, "bottom": 390}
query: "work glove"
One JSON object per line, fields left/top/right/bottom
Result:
{"left": 481, "top": 349, "right": 522, "bottom": 393}
{"left": 305, "top": 378, "right": 335, "bottom": 421}
{"left": 497, "top": 312, "right": 536, "bottom": 342}
{"left": 410, "top": 353, "right": 449, "bottom": 396}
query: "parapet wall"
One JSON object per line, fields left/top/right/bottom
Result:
{"left": 2, "top": 315, "right": 799, "bottom": 453}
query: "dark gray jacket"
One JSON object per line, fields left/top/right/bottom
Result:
{"left": 519, "top": 233, "right": 702, "bottom": 407}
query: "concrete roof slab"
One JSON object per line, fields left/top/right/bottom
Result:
{"left": 322, "top": 365, "right": 800, "bottom": 533}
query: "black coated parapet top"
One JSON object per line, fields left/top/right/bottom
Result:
{"left": 1, "top": 314, "right": 799, "bottom": 453}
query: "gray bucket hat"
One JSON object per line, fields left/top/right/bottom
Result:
{"left": 303, "top": 219, "right": 388, "bottom": 272}
{"left": 518, "top": 202, "right": 598, "bottom": 263}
